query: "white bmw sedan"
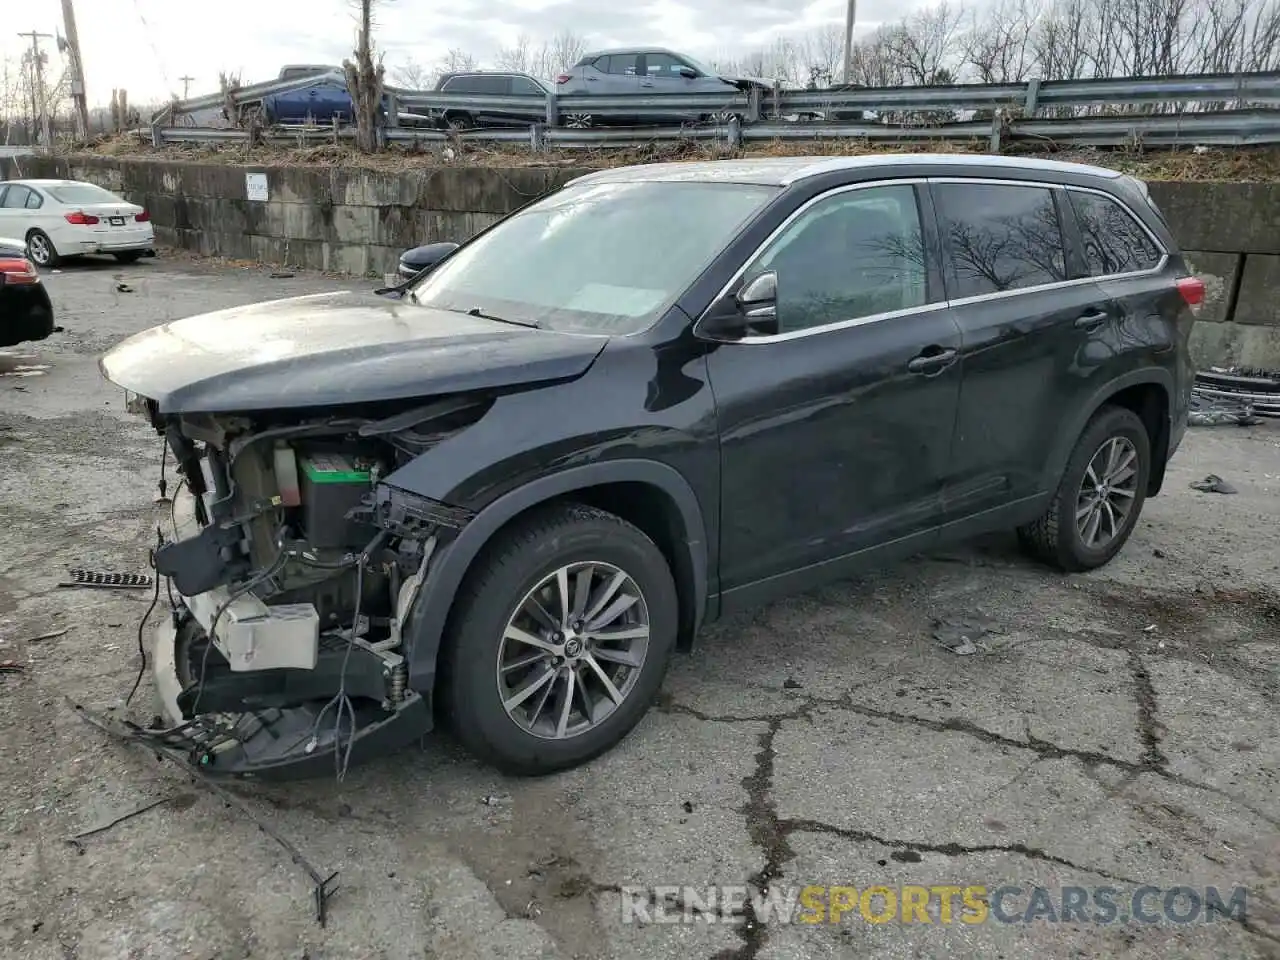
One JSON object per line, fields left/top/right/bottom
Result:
{"left": 0, "top": 179, "right": 156, "bottom": 268}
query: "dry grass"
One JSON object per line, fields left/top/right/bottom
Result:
{"left": 66, "top": 130, "right": 1280, "bottom": 181}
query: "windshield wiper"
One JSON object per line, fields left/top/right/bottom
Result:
{"left": 465, "top": 306, "right": 538, "bottom": 328}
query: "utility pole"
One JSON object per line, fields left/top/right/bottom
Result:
{"left": 842, "top": 0, "right": 857, "bottom": 85}
{"left": 59, "top": 0, "right": 91, "bottom": 139}
{"left": 17, "top": 30, "right": 54, "bottom": 147}
{"left": 179, "top": 75, "right": 194, "bottom": 100}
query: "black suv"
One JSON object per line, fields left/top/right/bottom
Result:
{"left": 433, "top": 70, "right": 550, "bottom": 129}
{"left": 101, "top": 154, "right": 1200, "bottom": 780}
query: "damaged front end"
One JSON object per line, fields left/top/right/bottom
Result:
{"left": 134, "top": 395, "right": 484, "bottom": 778}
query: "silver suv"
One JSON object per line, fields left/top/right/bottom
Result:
{"left": 554, "top": 46, "right": 767, "bottom": 127}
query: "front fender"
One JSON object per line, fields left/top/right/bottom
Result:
{"left": 399, "top": 459, "right": 709, "bottom": 695}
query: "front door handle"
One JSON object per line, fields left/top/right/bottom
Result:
{"left": 1074, "top": 309, "right": 1108, "bottom": 331}
{"left": 907, "top": 347, "right": 958, "bottom": 375}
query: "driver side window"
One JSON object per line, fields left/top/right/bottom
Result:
{"left": 746, "top": 184, "right": 929, "bottom": 334}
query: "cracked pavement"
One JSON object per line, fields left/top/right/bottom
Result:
{"left": 1, "top": 258, "right": 1278, "bottom": 960}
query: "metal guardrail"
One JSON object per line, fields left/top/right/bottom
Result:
{"left": 152, "top": 71, "right": 1280, "bottom": 150}
{"left": 156, "top": 109, "right": 1280, "bottom": 150}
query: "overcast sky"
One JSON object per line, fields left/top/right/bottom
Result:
{"left": 2, "top": 0, "right": 918, "bottom": 107}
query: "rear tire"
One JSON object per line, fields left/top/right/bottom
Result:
{"left": 1018, "top": 405, "right": 1151, "bottom": 572}
{"left": 439, "top": 502, "right": 678, "bottom": 775}
{"left": 113, "top": 251, "right": 143, "bottom": 264}
{"left": 443, "top": 112, "right": 473, "bottom": 131}
{"left": 26, "top": 229, "right": 59, "bottom": 268}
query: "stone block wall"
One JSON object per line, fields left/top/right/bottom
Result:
{"left": 4, "top": 152, "right": 1279, "bottom": 368}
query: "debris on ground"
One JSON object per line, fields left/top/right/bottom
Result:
{"left": 64, "top": 794, "right": 184, "bottom": 854}
{"left": 1189, "top": 474, "right": 1238, "bottom": 494}
{"left": 1189, "top": 392, "right": 1259, "bottom": 426}
{"left": 69, "top": 699, "right": 339, "bottom": 926}
{"left": 931, "top": 614, "right": 1000, "bottom": 655}
{"left": 14, "top": 627, "right": 68, "bottom": 644}
{"left": 58, "top": 569, "right": 155, "bottom": 590}
{"left": 115, "top": 282, "right": 133, "bottom": 293}
{"left": 269, "top": 271, "right": 296, "bottom": 279}
{"left": 1192, "top": 367, "right": 1280, "bottom": 421}
{"left": 0, "top": 660, "right": 26, "bottom": 674}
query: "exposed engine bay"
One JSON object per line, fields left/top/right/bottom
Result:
{"left": 132, "top": 393, "right": 487, "bottom": 777}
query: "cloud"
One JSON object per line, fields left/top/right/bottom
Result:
{"left": 1, "top": 0, "right": 932, "bottom": 106}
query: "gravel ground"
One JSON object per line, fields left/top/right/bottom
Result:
{"left": 1, "top": 257, "right": 1278, "bottom": 960}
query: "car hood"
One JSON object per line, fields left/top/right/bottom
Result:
{"left": 100, "top": 291, "right": 608, "bottom": 414}
{"left": 720, "top": 74, "right": 772, "bottom": 88}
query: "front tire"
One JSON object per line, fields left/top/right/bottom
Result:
{"left": 26, "top": 229, "right": 59, "bottom": 268}
{"left": 1018, "top": 405, "right": 1151, "bottom": 571}
{"left": 439, "top": 503, "right": 678, "bottom": 775}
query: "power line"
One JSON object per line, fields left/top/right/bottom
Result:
{"left": 179, "top": 75, "right": 194, "bottom": 99}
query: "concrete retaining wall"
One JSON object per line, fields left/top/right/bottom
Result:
{"left": 3, "top": 153, "right": 1278, "bottom": 368}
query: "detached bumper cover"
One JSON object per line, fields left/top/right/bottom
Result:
{"left": 151, "top": 616, "right": 431, "bottom": 779}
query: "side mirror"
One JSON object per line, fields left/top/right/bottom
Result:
{"left": 736, "top": 271, "right": 778, "bottom": 333}
{"left": 698, "top": 271, "right": 779, "bottom": 340}
{"left": 678, "top": 67, "right": 698, "bottom": 79}
{"left": 400, "top": 240, "right": 459, "bottom": 276}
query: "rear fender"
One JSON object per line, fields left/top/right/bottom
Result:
{"left": 1042, "top": 368, "right": 1174, "bottom": 495}
{"left": 400, "top": 459, "right": 708, "bottom": 694}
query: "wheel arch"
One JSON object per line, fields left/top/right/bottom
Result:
{"left": 401, "top": 459, "right": 709, "bottom": 695}
{"left": 1044, "top": 369, "right": 1173, "bottom": 498}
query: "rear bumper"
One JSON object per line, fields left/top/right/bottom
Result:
{"left": 70, "top": 228, "right": 156, "bottom": 256}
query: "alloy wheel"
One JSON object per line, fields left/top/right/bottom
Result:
{"left": 496, "top": 561, "right": 650, "bottom": 740}
{"left": 27, "top": 234, "right": 51, "bottom": 266}
{"left": 1075, "top": 436, "right": 1139, "bottom": 549}
{"left": 563, "top": 113, "right": 592, "bottom": 129}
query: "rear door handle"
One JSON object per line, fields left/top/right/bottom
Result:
{"left": 907, "top": 347, "right": 958, "bottom": 375}
{"left": 1074, "top": 309, "right": 1108, "bottom": 331}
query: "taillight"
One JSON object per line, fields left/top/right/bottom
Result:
{"left": 65, "top": 211, "right": 99, "bottom": 225}
{"left": 555, "top": 74, "right": 571, "bottom": 84}
{"left": 134, "top": 210, "right": 151, "bottom": 222}
{"left": 0, "top": 256, "right": 40, "bottom": 285}
{"left": 1176, "top": 276, "right": 1205, "bottom": 315}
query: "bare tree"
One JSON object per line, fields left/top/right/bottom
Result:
{"left": 882, "top": 1, "right": 968, "bottom": 84}
{"left": 496, "top": 33, "right": 535, "bottom": 72}
{"left": 438, "top": 47, "right": 477, "bottom": 75}
{"left": 964, "top": 0, "right": 1038, "bottom": 82}
{"left": 1028, "top": 0, "right": 1094, "bottom": 81}
{"left": 534, "top": 30, "right": 588, "bottom": 78}
{"left": 343, "top": 0, "right": 386, "bottom": 153}
{"left": 390, "top": 59, "right": 430, "bottom": 89}
{"left": 801, "top": 23, "right": 846, "bottom": 86}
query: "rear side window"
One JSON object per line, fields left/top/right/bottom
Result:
{"left": 26, "top": 190, "right": 43, "bottom": 209}
{"left": 1068, "top": 190, "right": 1163, "bottom": 276}
{"left": 511, "top": 76, "right": 544, "bottom": 96}
{"left": 933, "top": 182, "right": 1068, "bottom": 298}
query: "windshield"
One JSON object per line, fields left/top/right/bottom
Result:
{"left": 408, "top": 180, "right": 777, "bottom": 334}
{"left": 46, "top": 183, "right": 123, "bottom": 205}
